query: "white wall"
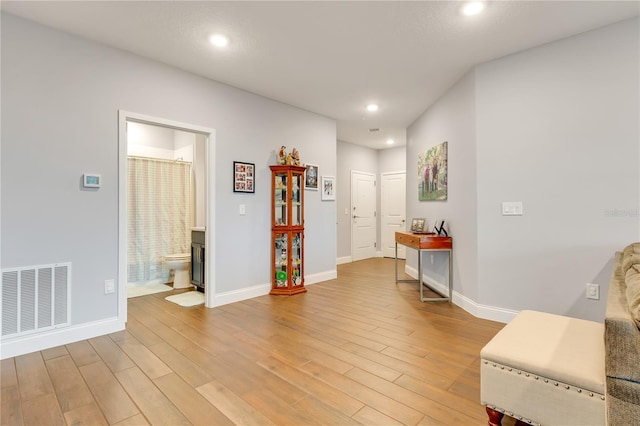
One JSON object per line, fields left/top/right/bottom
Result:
{"left": 406, "top": 17, "right": 639, "bottom": 322}
{"left": 1, "top": 13, "right": 336, "bottom": 356}
{"left": 406, "top": 71, "right": 479, "bottom": 302}
{"left": 378, "top": 146, "right": 406, "bottom": 175}
{"left": 127, "top": 121, "right": 195, "bottom": 161}
{"left": 173, "top": 130, "right": 195, "bottom": 163}
{"left": 475, "top": 17, "right": 639, "bottom": 322}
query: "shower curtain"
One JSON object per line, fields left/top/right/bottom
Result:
{"left": 127, "top": 157, "right": 191, "bottom": 284}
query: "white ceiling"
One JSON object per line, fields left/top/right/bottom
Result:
{"left": 3, "top": 1, "right": 638, "bottom": 150}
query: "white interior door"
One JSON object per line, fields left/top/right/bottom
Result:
{"left": 351, "top": 171, "right": 376, "bottom": 261}
{"left": 381, "top": 172, "right": 406, "bottom": 259}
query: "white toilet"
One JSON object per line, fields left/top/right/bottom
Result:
{"left": 162, "top": 253, "right": 192, "bottom": 289}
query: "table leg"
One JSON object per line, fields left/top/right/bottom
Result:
{"left": 395, "top": 242, "right": 398, "bottom": 284}
{"left": 418, "top": 249, "right": 423, "bottom": 301}
{"left": 449, "top": 249, "right": 453, "bottom": 303}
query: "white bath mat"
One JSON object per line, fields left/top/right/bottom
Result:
{"left": 127, "top": 283, "right": 173, "bottom": 298}
{"left": 165, "top": 291, "right": 204, "bottom": 307}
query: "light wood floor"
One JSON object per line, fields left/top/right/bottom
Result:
{"left": 1, "top": 258, "right": 504, "bottom": 426}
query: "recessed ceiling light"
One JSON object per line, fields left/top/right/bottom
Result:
{"left": 462, "top": 2, "right": 485, "bottom": 16}
{"left": 209, "top": 34, "right": 229, "bottom": 47}
{"left": 386, "top": 139, "right": 395, "bottom": 145}
{"left": 366, "top": 104, "right": 379, "bottom": 112}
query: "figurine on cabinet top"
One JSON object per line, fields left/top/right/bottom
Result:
{"left": 276, "top": 146, "right": 301, "bottom": 166}
{"left": 278, "top": 146, "right": 287, "bottom": 165}
{"left": 289, "top": 148, "right": 300, "bottom": 166}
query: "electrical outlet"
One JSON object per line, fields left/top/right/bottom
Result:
{"left": 105, "top": 279, "right": 115, "bottom": 294}
{"left": 586, "top": 283, "right": 599, "bottom": 300}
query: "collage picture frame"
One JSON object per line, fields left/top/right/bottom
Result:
{"left": 233, "top": 161, "right": 255, "bottom": 193}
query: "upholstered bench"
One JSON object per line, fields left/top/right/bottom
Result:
{"left": 480, "top": 310, "right": 605, "bottom": 426}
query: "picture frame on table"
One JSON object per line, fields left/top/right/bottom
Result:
{"left": 410, "top": 218, "right": 426, "bottom": 233}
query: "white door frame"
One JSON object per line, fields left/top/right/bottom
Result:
{"left": 381, "top": 171, "right": 407, "bottom": 259}
{"left": 118, "top": 110, "right": 216, "bottom": 322}
{"left": 350, "top": 170, "right": 377, "bottom": 262}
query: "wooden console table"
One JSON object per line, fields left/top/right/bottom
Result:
{"left": 395, "top": 231, "right": 453, "bottom": 302}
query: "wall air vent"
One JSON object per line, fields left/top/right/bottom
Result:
{"left": 1, "top": 263, "right": 71, "bottom": 339}
{"left": 368, "top": 128, "right": 381, "bottom": 132}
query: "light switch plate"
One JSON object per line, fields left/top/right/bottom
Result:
{"left": 239, "top": 204, "right": 246, "bottom": 215}
{"left": 502, "top": 201, "right": 523, "bottom": 216}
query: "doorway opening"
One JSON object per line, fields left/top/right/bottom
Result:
{"left": 118, "top": 111, "right": 216, "bottom": 322}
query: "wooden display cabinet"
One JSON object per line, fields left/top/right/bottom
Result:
{"left": 270, "top": 165, "right": 307, "bottom": 295}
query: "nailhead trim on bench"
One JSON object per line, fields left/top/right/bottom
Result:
{"left": 482, "top": 360, "right": 606, "bottom": 425}
{"left": 483, "top": 360, "right": 604, "bottom": 399}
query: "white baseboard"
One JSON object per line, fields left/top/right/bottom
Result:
{"left": 404, "top": 264, "right": 517, "bottom": 324}
{"left": 453, "top": 292, "right": 519, "bottom": 324}
{"left": 213, "top": 282, "right": 272, "bottom": 307}
{"left": 1, "top": 316, "right": 125, "bottom": 360}
{"left": 337, "top": 254, "right": 385, "bottom": 263}
{"left": 305, "top": 269, "right": 337, "bottom": 285}
{"left": 212, "top": 269, "right": 338, "bottom": 307}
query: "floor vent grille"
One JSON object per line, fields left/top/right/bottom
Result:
{"left": 1, "top": 263, "right": 71, "bottom": 339}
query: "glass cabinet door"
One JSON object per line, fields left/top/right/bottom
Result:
{"left": 274, "top": 172, "right": 288, "bottom": 226}
{"left": 291, "top": 172, "right": 302, "bottom": 226}
{"left": 291, "top": 232, "right": 303, "bottom": 286}
{"left": 274, "top": 232, "right": 288, "bottom": 287}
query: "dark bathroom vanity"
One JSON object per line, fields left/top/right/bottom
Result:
{"left": 191, "top": 229, "right": 205, "bottom": 292}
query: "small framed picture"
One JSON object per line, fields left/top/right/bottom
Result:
{"left": 410, "top": 218, "right": 426, "bottom": 233}
{"left": 321, "top": 176, "right": 336, "bottom": 201}
{"left": 233, "top": 161, "right": 255, "bottom": 193}
{"left": 305, "top": 164, "right": 318, "bottom": 190}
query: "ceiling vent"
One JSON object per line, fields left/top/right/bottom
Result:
{"left": 368, "top": 128, "right": 380, "bottom": 132}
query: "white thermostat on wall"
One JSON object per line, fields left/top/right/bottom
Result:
{"left": 83, "top": 174, "right": 101, "bottom": 188}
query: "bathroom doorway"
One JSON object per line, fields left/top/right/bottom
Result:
{"left": 127, "top": 125, "right": 198, "bottom": 293}
{"left": 118, "top": 111, "right": 216, "bottom": 321}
